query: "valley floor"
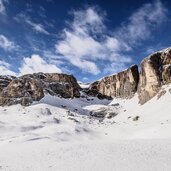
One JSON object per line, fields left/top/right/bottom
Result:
{"left": 0, "top": 84, "right": 171, "bottom": 171}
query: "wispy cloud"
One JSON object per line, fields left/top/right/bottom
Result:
{"left": 116, "top": 0, "right": 168, "bottom": 46}
{"left": 0, "top": 35, "right": 18, "bottom": 51}
{"left": 0, "top": 60, "right": 16, "bottom": 75}
{"left": 15, "top": 14, "right": 50, "bottom": 35}
{"left": 0, "top": 0, "right": 7, "bottom": 15}
{"left": 55, "top": 1, "right": 168, "bottom": 75}
{"left": 19, "top": 54, "right": 61, "bottom": 75}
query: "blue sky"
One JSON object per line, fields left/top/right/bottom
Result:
{"left": 0, "top": 0, "right": 170, "bottom": 82}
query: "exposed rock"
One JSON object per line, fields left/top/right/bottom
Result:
{"left": 82, "top": 81, "right": 111, "bottom": 99}
{"left": 88, "top": 65, "right": 139, "bottom": 99}
{"left": 21, "top": 73, "right": 80, "bottom": 98}
{"left": 157, "top": 89, "right": 166, "bottom": 99}
{"left": 0, "top": 77, "right": 44, "bottom": 106}
{"left": 0, "top": 75, "right": 15, "bottom": 92}
{"left": 0, "top": 73, "right": 80, "bottom": 106}
{"left": 106, "top": 112, "right": 117, "bottom": 119}
{"left": 133, "top": 116, "right": 139, "bottom": 121}
{"left": 169, "top": 88, "right": 171, "bottom": 94}
{"left": 138, "top": 48, "right": 171, "bottom": 104}
{"left": 89, "top": 107, "right": 118, "bottom": 119}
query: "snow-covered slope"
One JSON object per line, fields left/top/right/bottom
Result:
{"left": 0, "top": 84, "right": 171, "bottom": 170}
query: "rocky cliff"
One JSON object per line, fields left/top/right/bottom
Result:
{"left": 98, "top": 65, "right": 139, "bottom": 99}
{"left": 0, "top": 73, "right": 80, "bottom": 106}
{"left": 87, "top": 65, "right": 139, "bottom": 99}
{"left": 138, "top": 48, "right": 171, "bottom": 104}
{"left": 88, "top": 47, "right": 171, "bottom": 104}
{"left": 0, "top": 47, "right": 171, "bottom": 106}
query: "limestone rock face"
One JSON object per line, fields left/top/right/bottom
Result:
{"left": 23, "top": 73, "right": 81, "bottom": 98}
{"left": 0, "top": 77, "right": 44, "bottom": 106}
{"left": 89, "top": 65, "right": 139, "bottom": 99}
{"left": 138, "top": 48, "right": 171, "bottom": 104}
{"left": 0, "top": 73, "right": 80, "bottom": 106}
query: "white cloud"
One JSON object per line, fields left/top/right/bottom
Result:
{"left": 15, "top": 14, "right": 50, "bottom": 35}
{"left": 117, "top": 0, "right": 168, "bottom": 46}
{"left": 26, "top": 19, "right": 49, "bottom": 35}
{"left": 55, "top": 1, "right": 167, "bottom": 75}
{"left": 0, "top": 60, "right": 16, "bottom": 76}
{"left": 19, "top": 54, "right": 61, "bottom": 75}
{"left": 0, "top": 35, "right": 17, "bottom": 51}
{"left": 0, "top": 0, "right": 7, "bottom": 15}
{"left": 56, "top": 30, "right": 102, "bottom": 59}
{"left": 55, "top": 7, "right": 126, "bottom": 75}
{"left": 71, "top": 58, "right": 100, "bottom": 74}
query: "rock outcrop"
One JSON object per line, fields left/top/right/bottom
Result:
{"left": 88, "top": 65, "right": 139, "bottom": 99}
{"left": 138, "top": 48, "right": 171, "bottom": 104}
{"left": 0, "top": 73, "right": 80, "bottom": 106}
{"left": 0, "top": 77, "right": 44, "bottom": 106}
{"left": 21, "top": 73, "right": 80, "bottom": 98}
{"left": 0, "top": 76, "right": 16, "bottom": 92}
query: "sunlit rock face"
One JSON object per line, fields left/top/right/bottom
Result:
{"left": 138, "top": 48, "right": 171, "bottom": 104}
{"left": 89, "top": 65, "right": 139, "bottom": 99}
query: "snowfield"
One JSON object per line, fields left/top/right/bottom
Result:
{"left": 0, "top": 84, "right": 171, "bottom": 170}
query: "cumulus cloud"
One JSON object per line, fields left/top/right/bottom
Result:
{"left": 0, "top": 60, "right": 16, "bottom": 76}
{"left": 55, "top": 1, "right": 167, "bottom": 75}
{"left": 19, "top": 54, "right": 61, "bottom": 75}
{"left": 0, "top": 35, "right": 18, "bottom": 51}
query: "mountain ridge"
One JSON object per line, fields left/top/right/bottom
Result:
{"left": 0, "top": 46, "right": 171, "bottom": 106}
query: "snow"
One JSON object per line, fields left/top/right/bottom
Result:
{"left": 78, "top": 81, "right": 90, "bottom": 89}
{"left": 0, "top": 84, "right": 171, "bottom": 170}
